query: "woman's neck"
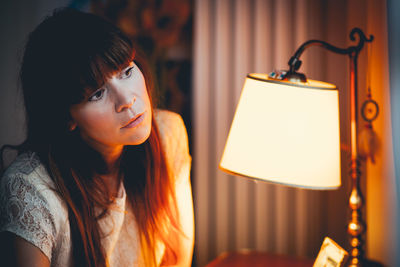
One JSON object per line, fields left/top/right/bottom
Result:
{"left": 92, "top": 144, "right": 124, "bottom": 198}
{"left": 102, "top": 148, "right": 123, "bottom": 174}
{"left": 80, "top": 134, "right": 124, "bottom": 173}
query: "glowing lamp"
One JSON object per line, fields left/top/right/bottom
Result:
{"left": 220, "top": 28, "right": 376, "bottom": 266}
{"left": 220, "top": 74, "right": 340, "bottom": 189}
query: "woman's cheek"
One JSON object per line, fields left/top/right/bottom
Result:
{"left": 76, "top": 105, "right": 113, "bottom": 133}
{"left": 89, "top": 109, "right": 115, "bottom": 131}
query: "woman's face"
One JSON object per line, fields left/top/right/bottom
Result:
{"left": 70, "top": 61, "right": 152, "bottom": 154}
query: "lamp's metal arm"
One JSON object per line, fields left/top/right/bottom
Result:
{"left": 287, "top": 28, "right": 374, "bottom": 74}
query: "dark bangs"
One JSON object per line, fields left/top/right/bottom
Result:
{"left": 25, "top": 8, "right": 135, "bottom": 104}
{"left": 80, "top": 31, "right": 135, "bottom": 97}
{"left": 21, "top": 8, "right": 136, "bottom": 105}
{"left": 70, "top": 11, "right": 135, "bottom": 101}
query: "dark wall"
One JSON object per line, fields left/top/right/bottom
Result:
{"left": 0, "top": 0, "right": 71, "bottom": 165}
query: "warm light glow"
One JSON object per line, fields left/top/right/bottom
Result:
{"left": 220, "top": 74, "right": 341, "bottom": 189}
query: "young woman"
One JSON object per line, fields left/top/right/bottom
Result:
{"left": 0, "top": 8, "right": 194, "bottom": 267}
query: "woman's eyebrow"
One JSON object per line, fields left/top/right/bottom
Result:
{"left": 119, "top": 61, "right": 134, "bottom": 72}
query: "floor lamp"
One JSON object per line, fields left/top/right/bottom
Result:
{"left": 220, "top": 28, "right": 377, "bottom": 266}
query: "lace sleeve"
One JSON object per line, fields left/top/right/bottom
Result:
{"left": 0, "top": 172, "right": 57, "bottom": 261}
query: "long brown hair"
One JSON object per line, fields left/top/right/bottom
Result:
{"left": 1, "top": 8, "right": 180, "bottom": 267}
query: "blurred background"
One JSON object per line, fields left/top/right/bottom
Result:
{"left": 0, "top": 0, "right": 399, "bottom": 266}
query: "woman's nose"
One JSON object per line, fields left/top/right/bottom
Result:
{"left": 114, "top": 85, "right": 136, "bottom": 112}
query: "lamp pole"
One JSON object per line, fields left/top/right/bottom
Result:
{"left": 283, "top": 28, "right": 373, "bottom": 267}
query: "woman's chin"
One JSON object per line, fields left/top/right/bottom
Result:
{"left": 125, "top": 127, "right": 151, "bottom": 146}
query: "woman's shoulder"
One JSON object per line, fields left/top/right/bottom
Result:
{"left": 154, "top": 109, "right": 185, "bottom": 133}
{"left": 154, "top": 109, "right": 188, "bottom": 150}
{"left": 153, "top": 109, "right": 191, "bottom": 180}
{"left": 0, "top": 151, "right": 67, "bottom": 218}
{"left": 0, "top": 151, "right": 69, "bottom": 261}
{"left": 3, "top": 151, "right": 41, "bottom": 177}
{"left": 1, "top": 151, "right": 55, "bottom": 193}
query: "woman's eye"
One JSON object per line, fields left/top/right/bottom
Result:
{"left": 121, "top": 66, "right": 134, "bottom": 79}
{"left": 88, "top": 89, "right": 105, "bottom": 101}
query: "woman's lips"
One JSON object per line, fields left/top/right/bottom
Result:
{"left": 122, "top": 112, "right": 145, "bottom": 129}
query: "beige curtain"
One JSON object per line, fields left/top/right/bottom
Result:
{"left": 192, "top": 0, "right": 396, "bottom": 266}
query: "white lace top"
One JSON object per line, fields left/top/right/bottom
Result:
{"left": 0, "top": 110, "right": 191, "bottom": 266}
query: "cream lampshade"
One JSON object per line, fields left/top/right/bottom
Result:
{"left": 219, "top": 73, "right": 341, "bottom": 189}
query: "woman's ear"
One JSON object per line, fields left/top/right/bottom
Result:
{"left": 68, "top": 121, "right": 77, "bottom": 131}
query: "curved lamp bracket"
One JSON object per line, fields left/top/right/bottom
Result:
{"left": 284, "top": 27, "right": 373, "bottom": 82}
